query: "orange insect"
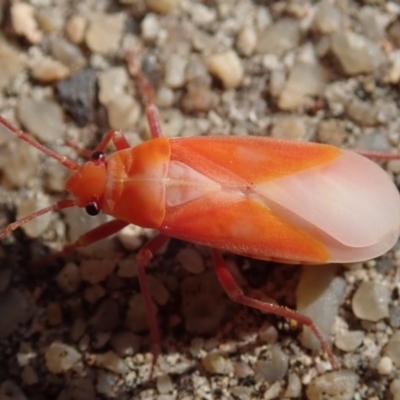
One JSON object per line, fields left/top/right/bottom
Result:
{"left": 0, "top": 53, "right": 399, "bottom": 374}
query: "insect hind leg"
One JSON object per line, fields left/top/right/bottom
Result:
{"left": 210, "top": 249, "right": 339, "bottom": 370}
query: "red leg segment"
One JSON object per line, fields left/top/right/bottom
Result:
{"left": 211, "top": 249, "right": 339, "bottom": 370}
{"left": 126, "top": 52, "right": 163, "bottom": 139}
{"left": 136, "top": 233, "right": 171, "bottom": 378}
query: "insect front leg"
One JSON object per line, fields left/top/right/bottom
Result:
{"left": 126, "top": 52, "right": 163, "bottom": 139}
{"left": 210, "top": 249, "right": 339, "bottom": 370}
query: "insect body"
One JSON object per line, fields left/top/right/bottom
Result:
{"left": 1, "top": 53, "right": 399, "bottom": 373}
{"left": 65, "top": 134, "right": 400, "bottom": 264}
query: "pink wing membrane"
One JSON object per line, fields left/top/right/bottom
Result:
{"left": 257, "top": 150, "right": 400, "bottom": 262}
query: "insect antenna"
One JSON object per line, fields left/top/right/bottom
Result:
{"left": 0, "top": 114, "right": 79, "bottom": 170}
{"left": 0, "top": 115, "right": 79, "bottom": 238}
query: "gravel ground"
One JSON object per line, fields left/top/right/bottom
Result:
{"left": 1, "top": 0, "right": 400, "bottom": 399}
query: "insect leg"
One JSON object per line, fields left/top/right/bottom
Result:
{"left": 126, "top": 52, "right": 163, "bottom": 139}
{"left": 210, "top": 249, "right": 339, "bottom": 370}
{"left": 136, "top": 233, "right": 171, "bottom": 378}
{"left": 37, "top": 219, "right": 130, "bottom": 265}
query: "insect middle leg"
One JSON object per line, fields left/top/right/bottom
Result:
{"left": 50, "top": 220, "right": 170, "bottom": 378}
{"left": 210, "top": 249, "right": 339, "bottom": 370}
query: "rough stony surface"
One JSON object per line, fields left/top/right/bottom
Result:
{"left": 0, "top": 0, "right": 400, "bottom": 399}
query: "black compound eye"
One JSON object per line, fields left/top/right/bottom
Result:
{"left": 85, "top": 202, "right": 99, "bottom": 216}
{"left": 91, "top": 151, "right": 105, "bottom": 163}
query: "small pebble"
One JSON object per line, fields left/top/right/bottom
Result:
{"left": 177, "top": 247, "right": 205, "bottom": 274}
{"left": 92, "top": 351, "right": 129, "bottom": 374}
{"left": 201, "top": 352, "right": 234, "bottom": 375}
{"left": 56, "top": 68, "right": 97, "bottom": 126}
{"left": 313, "top": 0, "right": 342, "bottom": 34}
{"left": 0, "top": 381, "right": 28, "bottom": 400}
{"left": 270, "top": 117, "right": 309, "bottom": 141}
{"left": 181, "top": 78, "right": 216, "bottom": 114}
{"left": 346, "top": 99, "right": 379, "bottom": 126}
{"left": 0, "top": 289, "right": 35, "bottom": 339}
{"left": 11, "top": 2, "right": 42, "bottom": 44}
{"left": 306, "top": 371, "right": 358, "bottom": 400}
{"left": 236, "top": 26, "right": 257, "bottom": 57}
{"left": 56, "top": 263, "right": 81, "bottom": 293}
{"left": 110, "top": 331, "right": 141, "bottom": 357}
{"left": 98, "top": 67, "right": 129, "bottom": 106}
{"left": 156, "top": 374, "right": 174, "bottom": 394}
{"left": 45, "top": 342, "right": 82, "bottom": 374}
{"left": 80, "top": 259, "right": 117, "bottom": 285}
{"left": 331, "top": 30, "right": 385, "bottom": 75}
{"left": 17, "top": 98, "right": 65, "bottom": 143}
{"left": 31, "top": 57, "right": 70, "bottom": 82}
{"left": 67, "top": 377, "right": 96, "bottom": 400}
{"left": 317, "top": 119, "right": 346, "bottom": 147}
{"left": 278, "top": 62, "right": 327, "bottom": 110}
{"left": 254, "top": 345, "right": 288, "bottom": 382}
{"left": 390, "top": 379, "right": 400, "bottom": 400}
{"left": 90, "top": 299, "right": 120, "bottom": 331}
{"left": 141, "top": 13, "right": 160, "bottom": 41}
{"left": 376, "top": 356, "right": 393, "bottom": 375}
{"left": 46, "top": 302, "right": 63, "bottom": 326}
{"left": 181, "top": 271, "right": 231, "bottom": 335}
{"left": 0, "top": 38, "right": 25, "bottom": 90}
{"left": 145, "top": 0, "right": 179, "bottom": 14}
{"left": 125, "top": 294, "right": 155, "bottom": 333}
{"left": 85, "top": 13, "right": 125, "bottom": 55}
{"left": 352, "top": 281, "right": 390, "bottom": 322}
{"left": 297, "top": 265, "right": 345, "bottom": 352}
{"left": 284, "top": 373, "right": 302, "bottom": 398}
{"left": 165, "top": 54, "right": 187, "bottom": 89}
{"left": 263, "top": 382, "right": 281, "bottom": 400}
{"left": 384, "top": 330, "right": 400, "bottom": 367}
{"left": 65, "top": 15, "right": 87, "bottom": 44}
{"left": 334, "top": 330, "right": 364, "bottom": 352}
{"left": 49, "top": 36, "right": 86, "bottom": 70}
{"left": 256, "top": 19, "right": 300, "bottom": 57}
{"left": 17, "top": 194, "right": 52, "bottom": 238}
{"left": 206, "top": 50, "right": 243, "bottom": 89}
{"left": 107, "top": 95, "right": 141, "bottom": 131}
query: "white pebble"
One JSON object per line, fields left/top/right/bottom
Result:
{"left": 17, "top": 194, "right": 52, "bottom": 238}
{"left": 384, "top": 330, "right": 400, "bottom": 367}
{"left": 165, "top": 54, "right": 187, "bottom": 89}
{"left": 156, "top": 374, "right": 174, "bottom": 394}
{"left": 334, "top": 330, "right": 364, "bottom": 352}
{"left": 201, "top": 352, "right": 233, "bottom": 375}
{"left": 98, "top": 67, "right": 129, "bottom": 106}
{"left": 236, "top": 26, "right": 257, "bottom": 57}
{"left": 141, "top": 13, "right": 160, "bottom": 41}
{"left": 31, "top": 57, "right": 70, "bottom": 82}
{"left": 331, "top": 30, "right": 385, "bottom": 75}
{"left": 17, "top": 98, "right": 65, "bottom": 143}
{"left": 390, "top": 379, "right": 400, "bottom": 400}
{"left": 256, "top": 19, "right": 300, "bottom": 57}
{"left": 376, "top": 356, "right": 393, "bottom": 375}
{"left": 45, "top": 342, "right": 82, "bottom": 374}
{"left": 352, "top": 281, "right": 390, "bottom": 322}
{"left": 80, "top": 259, "right": 117, "bottom": 285}
{"left": 278, "top": 62, "right": 327, "bottom": 110}
{"left": 11, "top": 3, "right": 42, "bottom": 44}
{"left": 145, "top": 0, "right": 179, "bottom": 14}
{"left": 206, "top": 50, "right": 243, "bottom": 89}
{"left": 107, "top": 94, "right": 141, "bottom": 131}
{"left": 65, "top": 16, "right": 87, "bottom": 44}
{"left": 297, "top": 265, "right": 345, "bottom": 352}
{"left": 85, "top": 13, "right": 125, "bottom": 54}
{"left": 306, "top": 371, "right": 358, "bottom": 400}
